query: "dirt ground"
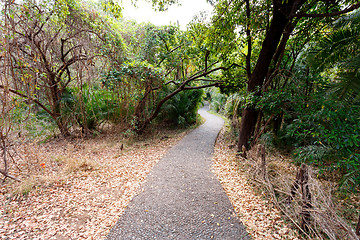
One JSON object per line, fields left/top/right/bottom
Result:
{"left": 0, "top": 127, "right": 189, "bottom": 239}
{"left": 1, "top": 122, "right": 307, "bottom": 240}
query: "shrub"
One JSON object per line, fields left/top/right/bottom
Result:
{"left": 158, "top": 87, "right": 203, "bottom": 127}
{"left": 208, "top": 88, "right": 227, "bottom": 113}
{"left": 61, "top": 86, "right": 121, "bottom": 131}
{"left": 256, "top": 82, "right": 360, "bottom": 186}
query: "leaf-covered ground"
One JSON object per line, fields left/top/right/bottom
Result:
{"left": 1, "top": 123, "right": 302, "bottom": 240}
{"left": 0, "top": 129, "right": 189, "bottom": 239}
{"left": 212, "top": 126, "right": 300, "bottom": 240}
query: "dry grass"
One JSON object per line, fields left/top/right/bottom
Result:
{"left": 0, "top": 126, "right": 189, "bottom": 239}
{"left": 244, "top": 142, "right": 359, "bottom": 239}
{"left": 212, "top": 121, "right": 359, "bottom": 239}
{"left": 212, "top": 125, "right": 300, "bottom": 239}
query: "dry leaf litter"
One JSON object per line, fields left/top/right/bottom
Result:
{"left": 212, "top": 126, "right": 301, "bottom": 240}
{"left": 1, "top": 129, "right": 188, "bottom": 239}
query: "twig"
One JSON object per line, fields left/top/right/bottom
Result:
{"left": 1, "top": 169, "right": 20, "bottom": 182}
{"left": 356, "top": 214, "right": 360, "bottom": 236}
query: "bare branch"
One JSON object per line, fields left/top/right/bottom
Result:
{"left": 0, "top": 169, "right": 21, "bottom": 182}
{"left": 33, "top": 11, "right": 53, "bottom": 37}
{"left": 0, "top": 85, "right": 55, "bottom": 119}
{"left": 56, "top": 55, "right": 88, "bottom": 80}
{"left": 63, "top": 45, "right": 84, "bottom": 61}
{"left": 0, "top": 138, "right": 20, "bottom": 182}
{"left": 45, "top": 28, "right": 62, "bottom": 53}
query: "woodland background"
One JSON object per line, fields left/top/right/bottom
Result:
{"left": 1, "top": 0, "right": 360, "bottom": 239}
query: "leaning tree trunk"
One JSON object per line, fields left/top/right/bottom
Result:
{"left": 237, "top": 0, "right": 301, "bottom": 152}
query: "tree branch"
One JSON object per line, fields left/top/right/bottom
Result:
{"left": 0, "top": 169, "right": 20, "bottom": 182}
{"left": 0, "top": 85, "right": 55, "bottom": 119}
{"left": 188, "top": 63, "right": 240, "bottom": 81}
{"left": 139, "top": 63, "right": 239, "bottom": 129}
{"left": 164, "top": 80, "right": 178, "bottom": 85}
{"left": 293, "top": 3, "right": 360, "bottom": 18}
{"left": 188, "top": 61, "right": 219, "bottom": 80}
{"left": 63, "top": 45, "right": 83, "bottom": 61}
{"left": 192, "top": 78, "right": 220, "bottom": 82}
{"left": 56, "top": 55, "right": 88, "bottom": 80}
{"left": 213, "top": 0, "right": 237, "bottom": 24}
{"left": 183, "top": 83, "right": 219, "bottom": 90}
{"left": 33, "top": 11, "right": 53, "bottom": 38}
{"left": 205, "top": 50, "right": 210, "bottom": 72}
{"left": 45, "top": 28, "right": 62, "bottom": 53}
{"left": 164, "top": 67, "right": 176, "bottom": 78}
{"left": 157, "top": 44, "right": 184, "bottom": 67}
{"left": 158, "top": 33, "right": 170, "bottom": 52}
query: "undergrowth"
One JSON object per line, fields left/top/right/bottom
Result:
{"left": 235, "top": 135, "right": 359, "bottom": 239}
{"left": 4, "top": 120, "right": 194, "bottom": 198}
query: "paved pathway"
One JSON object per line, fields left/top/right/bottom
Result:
{"left": 107, "top": 106, "right": 250, "bottom": 239}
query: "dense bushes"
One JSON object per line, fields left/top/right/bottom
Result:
{"left": 61, "top": 86, "right": 122, "bottom": 132}
{"left": 208, "top": 89, "right": 227, "bottom": 113}
{"left": 208, "top": 89, "right": 242, "bottom": 118}
{"left": 252, "top": 73, "right": 360, "bottom": 186}
{"left": 158, "top": 87, "right": 204, "bottom": 127}
{"left": 290, "top": 98, "right": 360, "bottom": 185}
{"left": 208, "top": 75, "right": 360, "bottom": 187}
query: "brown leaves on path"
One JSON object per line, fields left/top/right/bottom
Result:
{"left": 212, "top": 126, "right": 300, "bottom": 240}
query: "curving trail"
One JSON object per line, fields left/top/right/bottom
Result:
{"left": 106, "top": 105, "right": 250, "bottom": 239}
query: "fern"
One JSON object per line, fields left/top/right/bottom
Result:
{"left": 306, "top": 10, "right": 360, "bottom": 102}
{"left": 294, "top": 145, "right": 331, "bottom": 165}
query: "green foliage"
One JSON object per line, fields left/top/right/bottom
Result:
{"left": 61, "top": 86, "right": 121, "bottom": 131}
{"left": 307, "top": 10, "right": 360, "bottom": 102}
{"left": 102, "top": 61, "right": 164, "bottom": 96}
{"left": 159, "top": 87, "right": 203, "bottom": 127}
{"left": 100, "top": 0, "right": 122, "bottom": 19}
{"left": 223, "top": 93, "right": 241, "bottom": 117}
{"left": 290, "top": 99, "right": 360, "bottom": 177}
{"left": 208, "top": 88, "right": 226, "bottom": 113}
{"left": 25, "top": 114, "right": 57, "bottom": 141}
{"left": 143, "top": 0, "right": 179, "bottom": 11}
{"left": 256, "top": 70, "right": 360, "bottom": 185}
{"left": 10, "top": 102, "right": 58, "bottom": 141}
{"left": 279, "top": 10, "right": 360, "bottom": 186}
{"left": 207, "top": 89, "right": 244, "bottom": 119}
{"left": 101, "top": 60, "right": 165, "bottom": 124}
{"left": 3, "top": 0, "right": 127, "bottom": 136}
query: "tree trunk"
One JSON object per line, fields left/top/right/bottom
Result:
{"left": 272, "top": 113, "right": 283, "bottom": 137}
{"left": 134, "top": 81, "right": 154, "bottom": 131}
{"left": 238, "top": 108, "right": 258, "bottom": 152}
{"left": 55, "top": 117, "right": 70, "bottom": 137}
{"left": 49, "top": 74, "right": 70, "bottom": 137}
{"left": 237, "top": 0, "right": 301, "bottom": 152}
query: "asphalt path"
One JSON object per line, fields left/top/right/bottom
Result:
{"left": 106, "top": 105, "right": 250, "bottom": 239}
